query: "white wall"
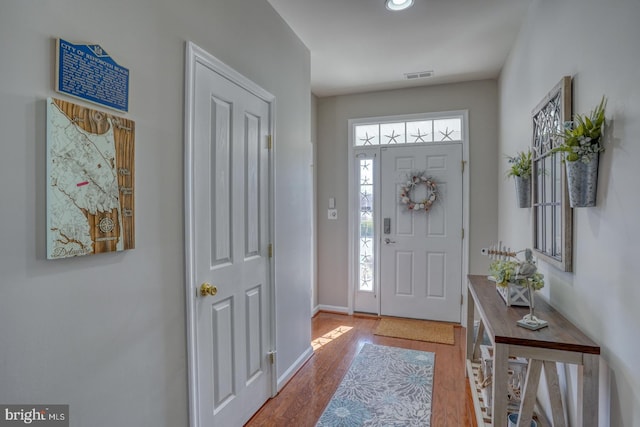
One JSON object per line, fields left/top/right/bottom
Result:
{"left": 0, "top": 1, "right": 312, "bottom": 426}
{"left": 499, "top": 0, "right": 640, "bottom": 425}
{"left": 316, "top": 80, "right": 499, "bottom": 310}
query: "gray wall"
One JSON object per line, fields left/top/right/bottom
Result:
{"left": 499, "top": 0, "right": 640, "bottom": 425}
{"left": 0, "top": 1, "right": 312, "bottom": 426}
{"left": 316, "top": 80, "right": 499, "bottom": 309}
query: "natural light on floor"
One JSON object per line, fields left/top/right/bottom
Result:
{"left": 311, "top": 326, "right": 354, "bottom": 350}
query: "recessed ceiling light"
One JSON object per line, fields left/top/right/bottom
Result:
{"left": 385, "top": 0, "right": 414, "bottom": 11}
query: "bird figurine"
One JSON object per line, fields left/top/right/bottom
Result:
{"left": 516, "top": 248, "right": 537, "bottom": 279}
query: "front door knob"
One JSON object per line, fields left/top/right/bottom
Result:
{"left": 200, "top": 283, "right": 218, "bottom": 297}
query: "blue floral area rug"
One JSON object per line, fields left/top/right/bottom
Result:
{"left": 316, "top": 343, "right": 435, "bottom": 426}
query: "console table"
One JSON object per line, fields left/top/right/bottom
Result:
{"left": 465, "top": 275, "right": 600, "bottom": 427}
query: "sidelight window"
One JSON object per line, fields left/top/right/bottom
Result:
{"left": 358, "top": 158, "right": 375, "bottom": 292}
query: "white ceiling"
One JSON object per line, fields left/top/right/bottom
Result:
{"left": 267, "top": 0, "right": 531, "bottom": 97}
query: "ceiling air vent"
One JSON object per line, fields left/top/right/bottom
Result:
{"left": 404, "top": 70, "right": 434, "bottom": 80}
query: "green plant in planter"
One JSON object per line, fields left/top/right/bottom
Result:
{"left": 552, "top": 96, "right": 607, "bottom": 163}
{"left": 506, "top": 150, "right": 534, "bottom": 208}
{"left": 505, "top": 150, "right": 533, "bottom": 179}
{"left": 489, "top": 259, "right": 544, "bottom": 290}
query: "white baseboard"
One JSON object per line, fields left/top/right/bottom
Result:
{"left": 314, "top": 304, "right": 350, "bottom": 315}
{"left": 277, "top": 345, "right": 314, "bottom": 391}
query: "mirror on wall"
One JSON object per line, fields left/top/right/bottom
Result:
{"left": 531, "top": 76, "right": 573, "bottom": 272}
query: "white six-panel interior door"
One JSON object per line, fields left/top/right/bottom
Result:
{"left": 185, "top": 42, "right": 274, "bottom": 427}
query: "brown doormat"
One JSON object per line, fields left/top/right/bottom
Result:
{"left": 374, "top": 317, "right": 455, "bottom": 345}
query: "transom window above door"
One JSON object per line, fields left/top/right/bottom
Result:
{"left": 354, "top": 116, "right": 463, "bottom": 146}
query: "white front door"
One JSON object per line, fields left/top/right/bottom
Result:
{"left": 185, "top": 44, "right": 273, "bottom": 427}
{"left": 380, "top": 144, "right": 463, "bottom": 322}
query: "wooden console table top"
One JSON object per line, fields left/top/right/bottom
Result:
{"left": 467, "top": 275, "right": 599, "bottom": 354}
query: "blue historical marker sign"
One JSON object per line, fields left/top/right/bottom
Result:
{"left": 56, "top": 38, "right": 129, "bottom": 112}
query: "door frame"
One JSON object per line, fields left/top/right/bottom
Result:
{"left": 184, "top": 41, "right": 277, "bottom": 427}
{"left": 347, "top": 111, "right": 470, "bottom": 321}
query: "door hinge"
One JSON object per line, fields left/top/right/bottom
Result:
{"left": 461, "top": 228, "right": 465, "bottom": 239}
{"left": 267, "top": 135, "right": 272, "bottom": 150}
{"left": 461, "top": 294, "right": 464, "bottom": 305}
{"left": 461, "top": 160, "right": 466, "bottom": 173}
{"left": 268, "top": 351, "right": 276, "bottom": 365}
{"left": 268, "top": 243, "right": 273, "bottom": 258}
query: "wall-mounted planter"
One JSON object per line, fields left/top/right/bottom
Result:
{"left": 514, "top": 176, "right": 531, "bottom": 208}
{"left": 566, "top": 154, "right": 599, "bottom": 207}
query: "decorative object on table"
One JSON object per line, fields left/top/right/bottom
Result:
{"left": 513, "top": 249, "right": 548, "bottom": 330}
{"left": 531, "top": 76, "right": 573, "bottom": 273}
{"left": 485, "top": 243, "right": 548, "bottom": 330}
{"left": 551, "top": 96, "right": 607, "bottom": 207}
{"left": 484, "top": 243, "right": 529, "bottom": 307}
{"left": 505, "top": 150, "right": 533, "bottom": 208}
{"left": 399, "top": 172, "right": 438, "bottom": 212}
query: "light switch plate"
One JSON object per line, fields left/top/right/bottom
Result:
{"left": 328, "top": 209, "right": 337, "bottom": 220}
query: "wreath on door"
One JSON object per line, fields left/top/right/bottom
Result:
{"left": 400, "top": 173, "right": 438, "bottom": 212}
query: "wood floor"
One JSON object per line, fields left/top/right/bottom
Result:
{"left": 246, "top": 312, "right": 476, "bottom": 427}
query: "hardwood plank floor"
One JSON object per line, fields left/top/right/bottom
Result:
{"left": 246, "top": 312, "right": 476, "bottom": 427}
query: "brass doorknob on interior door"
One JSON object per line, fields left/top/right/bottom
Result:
{"left": 200, "top": 283, "right": 218, "bottom": 297}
